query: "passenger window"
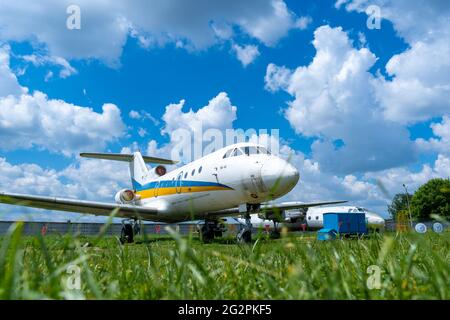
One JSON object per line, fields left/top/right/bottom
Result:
{"left": 315, "top": 216, "right": 319, "bottom": 220}
{"left": 199, "top": 166, "right": 203, "bottom": 173}
{"left": 184, "top": 172, "right": 188, "bottom": 179}
{"left": 308, "top": 216, "right": 311, "bottom": 220}
{"left": 191, "top": 169, "right": 195, "bottom": 176}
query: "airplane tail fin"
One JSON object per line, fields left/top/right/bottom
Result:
{"left": 80, "top": 152, "right": 178, "bottom": 189}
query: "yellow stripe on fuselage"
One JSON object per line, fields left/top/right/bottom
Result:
{"left": 136, "top": 186, "right": 231, "bottom": 200}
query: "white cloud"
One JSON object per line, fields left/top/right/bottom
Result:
{"left": 0, "top": 92, "right": 125, "bottom": 155}
{"left": 358, "top": 31, "right": 366, "bottom": 47}
{"left": 162, "top": 92, "right": 237, "bottom": 136}
{"left": 280, "top": 142, "right": 450, "bottom": 217}
{"left": 138, "top": 127, "right": 147, "bottom": 137}
{"left": 294, "top": 16, "right": 312, "bottom": 30}
{"left": 0, "top": 0, "right": 302, "bottom": 64}
{"left": 338, "top": 0, "right": 450, "bottom": 124}
{"left": 0, "top": 46, "right": 26, "bottom": 97}
{"left": 129, "top": 110, "right": 141, "bottom": 119}
{"left": 60, "top": 156, "right": 129, "bottom": 200}
{"left": 211, "top": 22, "right": 234, "bottom": 40}
{"left": 276, "top": 144, "right": 389, "bottom": 215}
{"left": 0, "top": 157, "right": 69, "bottom": 197}
{"left": 22, "top": 54, "right": 77, "bottom": 79}
{"left": 237, "top": 0, "right": 299, "bottom": 46}
{"left": 337, "top": 0, "right": 450, "bottom": 44}
{"left": 128, "top": 109, "right": 160, "bottom": 126}
{"left": 0, "top": 155, "right": 130, "bottom": 221}
{"left": 233, "top": 44, "right": 260, "bottom": 67}
{"left": 416, "top": 116, "right": 450, "bottom": 156}
{"left": 133, "top": 92, "right": 239, "bottom": 164}
{"left": 264, "top": 63, "right": 292, "bottom": 92}
{"left": 0, "top": 48, "right": 126, "bottom": 156}
{"left": 265, "top": 25, "right": 415, "bottom": 174}
{"left": 365, "top": 154, "right": 450, "bottom": 200}
{"left": 44, "top": 71, "right": 54, "bottom": 82}
{"left": 159, "top": 92, "right": 237, "bottom": 162}
{"left": 375, "top": 37, "right": 450, "bottom": 123}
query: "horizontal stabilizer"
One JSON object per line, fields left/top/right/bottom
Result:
{"left": 80, "top": 153, "right": 178, "bottom": 165}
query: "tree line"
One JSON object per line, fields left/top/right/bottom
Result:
{"left": 388, "top": 178, "right": 450, "bottom": 221}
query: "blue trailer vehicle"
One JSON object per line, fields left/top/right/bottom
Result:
{"left": 317, "top": 212, "right": 368, "bottom": 240}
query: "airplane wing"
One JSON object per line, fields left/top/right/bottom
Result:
{"left": 261, "top": 200, "right": 348, "bottom": 211}
{"left": 0, "top": 192, "right": 164, "bottom": 221}
{"left": 209, "top": 200, "right": 348, "bottom": 217}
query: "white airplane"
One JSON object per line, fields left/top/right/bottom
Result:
{"left": 234, "top": 206, "right": 385, "bottom": 234}
{"left": 0, "top": 142, "right": 347, "bottom": 243}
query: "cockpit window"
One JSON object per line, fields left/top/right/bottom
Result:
{"left": 258, "top": 147, "right": 271, "bottom": 155}
{"left": 244, "top": 146, "right": 259, "bottom": 156}
{"left": 232, "top": 148, "right": 243, "bottom": 157}
{"left": 223, "top": 149, "right": 234, "bottom": 159}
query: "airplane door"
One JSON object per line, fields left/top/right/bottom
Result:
{"left": 212, "top": 166, "right": 220, "bottom": 183}
{"left": 176, "top": 172, "right": 183, "bottom": 194}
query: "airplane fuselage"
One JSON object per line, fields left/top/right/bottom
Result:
{"left": 131, "top": 143, "right": 299, "bottom": 222}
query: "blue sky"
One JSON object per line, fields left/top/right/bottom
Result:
{"left": 0, "top": 0, "right": 449, "bottom": 221}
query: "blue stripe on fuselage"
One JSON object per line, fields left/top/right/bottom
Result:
{"left": 132, "top": 178, "right": 233, "bottom": 192}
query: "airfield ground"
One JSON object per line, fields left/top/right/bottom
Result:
{"left": 0, "top": 223, "right": 448, "bottom": 300}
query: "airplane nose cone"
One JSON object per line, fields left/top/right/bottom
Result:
{"left": 376, "top": 217, "right": 386, "bottom": 226}
{"left": 368, "top": 213, "right": 385, "bottom": 229}
{"left": 261, "top": 158, "right": 299, "bottom": 197}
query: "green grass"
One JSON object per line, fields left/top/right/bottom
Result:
{"left": 0, "top": 222, "right": 448, "bottom": 300}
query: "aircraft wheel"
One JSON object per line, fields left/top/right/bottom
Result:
{"left": 199, "top": 225, "right": 214, "bottom": 243}
{"left": 120, "top": 224, "right": 134, "bottom": 244}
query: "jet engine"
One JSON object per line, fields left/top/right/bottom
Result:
{"left": 115, "top": 189, "right": 137, "bottom": 204}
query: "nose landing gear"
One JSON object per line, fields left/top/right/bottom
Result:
{"left": 235, "top": 203, "right": 260, "bottom": 244}
{"left": 236, "top": 219, "right": 252, "bottom": 244}
{"left": 236, "top": 213, "right": 253, "bottom": 244}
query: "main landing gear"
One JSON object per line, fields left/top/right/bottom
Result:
{"left": 120, "top": 219, "right": 140, "bottom": 244}
{"left": 198, "top": 220, "right": 226, "bottom": 243}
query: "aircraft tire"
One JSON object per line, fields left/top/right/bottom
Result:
{"left": 200, "top": 225, "right": 214, "bottom": 243}
{"left": 120, "top": 224, "right": 134, "bottom": 244}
